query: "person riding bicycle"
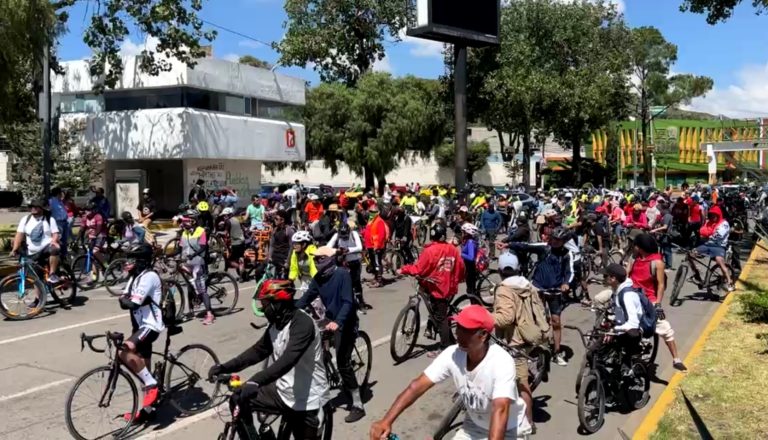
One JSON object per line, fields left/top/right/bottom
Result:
{"left": 11, "top": 198, "right": 68, "bottom": 307}
{"left": 597, "top": 263, "right": 644, "bottom": 374}
{"left": 245, "top": 195, "right": 266, "bottom": 230}
{"left": 624, "top": 203, "right": 649, "bottom": 240}
{"left": 328, "top": 221, "right": 370, "bottom": 309}
{"left": 117, "top": 243, "right": 165, "bottom": 421}
{"left": 370, "top": 305, "right": 530, "bottom": 440}
{"left": 208, "top": 280, "right": 330, "bottom": 439}
{"left": 289, "top": 231, "right": 318, "bottom": 292}
{"left": 400, "top": 223, "right": 466, "bottom": 357}
{"left": 118, "top": 211, "right": 147, "bottom": 246}
{"left": 499, "top": 226, "right": 574, "bottom": 367}
{"left": 460, "top": 223, "right": 480, "bottom": 297}
{"left": 180, "top": 210, "right": 215, "bottom": 325}
{"left": 392, "top": 208, "right": 415, "bottom": 265}
{"left": 399, "top": 189, "right": 419, "bottom": 215}
{"left": 693, "top": 205, "right": 735, "bottom": 292}
{"left": 297, "top": 246, "right": 366, "bottom": 423}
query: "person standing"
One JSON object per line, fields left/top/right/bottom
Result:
{"left": 363, "top": 205, "right": 388, "bottom": 287}
{"left": 245, "top": 195, "right": 266, "bottom": 230}
{"left": 179, "top": 210, "right": 215, "bottom": 325}
{"left": 268, "top": 210, "right": 295, "bottom": 279}
{"left": 49, "top": 187, "right": 69, "bottom": 257}
{"left": 188, "top": 179, "right": 207, "bottom": 205}
{"left": 480, "top": 204, "right": 503, "bottom": 258}
{"left": 138, "top": 188, "right": 157, "bottom": 245}
{"left": 283, "top": 185, "right": 299, "bottom": 226}
{"left": 460, "top": 223, "right": 480, "bottom": 296}
{"left": 328, "top": 222, "right": 370, "bottom": 310}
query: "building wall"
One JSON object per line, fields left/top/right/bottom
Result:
{"left": 105, "top": 160, "right": 184, "bottom": 216}
{"left": 0, "top": 152, "right": 9, "bottom": 190}
{"left": 184, "top": 159, "right": 262, "bottom": 207}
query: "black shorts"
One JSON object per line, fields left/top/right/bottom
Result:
{"left": 230, "top": 243, "right": 246, "bottom": 261}
{"left": 544, "top": 292, "right": 565, "bottom": 316}
{"left": 128, "top": 327, "right": 160, "bottom": 359}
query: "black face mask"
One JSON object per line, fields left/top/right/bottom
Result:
{"left": 263, "top": 301, "right": 293, "bottom": 328}
{"left": 314, "top": 255, "right": 337, "bottom": 279}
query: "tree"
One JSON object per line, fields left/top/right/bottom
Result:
{"left": 239, "top": 55, "right": 272, "bottom": 70}
{"left": 435, "top": 141, "right": 491, "bottom": 183}
{"left": 630, "top": 26, "right": 713, "bottom": 184}
{"left": 680, "top": 0, "right": 768, "bottom": 23}
{"left": 276, "top": 0, "right": 408, "bottom": 85}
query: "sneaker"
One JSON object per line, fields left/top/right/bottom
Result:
{"left": 554, "top": 352, "right": 568, "bottom": 366}
{"left": 47, "top": 274, "right": 61, "bottom": 284}
{"left": 142, "top": 385, "right": 159, "bottom": 408}
{"left": 580, "top": 298, "right": 592, "bottom": 307}
{"left": 727, "top": 284, "right": 736, "bottom": 292}
{"left": 203, "top": 312, "right": 215, "bottom": 326}
{"left": 344, "top": 407, "right": 366, "bottom": 423}
{"left": 58, "top": 298, "right": 72, "bottom": 310}
{"left": 673, "top": 359, "right": 688, "bottom": 371}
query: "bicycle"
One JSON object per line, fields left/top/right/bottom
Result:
{"left": 164, "top": 257, "right": 240, "bottom": 318}
{"left": 389, "top": 277, "right": 463, "bottom": 363}
{"left": 668, "top": 246, "right": 734, "bottom": 307}
{"left": 0, "top": 253, "right": 76, "bottom": 320}
{"left": 319, "top": 326, "right": 373, "bottom": 392}
{"left": 565, "top": 324, "right": 651, "bottom": 434}
{"left": 431, "top": 333, "right": 550, "bottom": 440}
{"left": 65, "top": 329, "right": 220, "bottom": 440}
{"left": 383, "top": 239, "right": 419, "bottom": 277}
{"left": 211, "top": 374, "right": 333, "bottom": 440}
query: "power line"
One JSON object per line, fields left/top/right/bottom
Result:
{"left": 200, "top": 18, "right": 274, "bottom": 49}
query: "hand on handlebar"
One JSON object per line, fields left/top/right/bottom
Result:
{"left": 324, "top": 321, "right": 339, "bottom": 332}
{"left": 560, "top": 283, "right": 570, "bottom": 293}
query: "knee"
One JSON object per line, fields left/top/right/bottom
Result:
{"left": 50, "top": 247, "right": 60, "bottom": 257}
{"left": 551, "top": 316, "right": 562, "bottom": 328}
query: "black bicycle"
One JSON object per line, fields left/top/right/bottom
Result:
{"left": 669, "top": 245, "right": 734, "bottom": 307}
{"left": 65, "top": 329, "right": 220, "bottom": 440}
{"left": 318, "top": 326, "right": 373, "bottom": 391}
{"left": 431, "top": 333, "right": 550, "bottom": 440}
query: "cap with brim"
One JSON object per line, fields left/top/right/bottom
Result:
{"left": 601, "top": 263, "right": 626, "bottom": 279}
{"left": 450, "top": 305, "right": 494, "bottom": 332}
{"left": 313, "top": 246, "right": 337, "bottom": 258}
{"left": 29, "top": 198, "right": 46, "bottom": 208}
{"left": 328, "top": 204, "right": 340, "bottom": 212}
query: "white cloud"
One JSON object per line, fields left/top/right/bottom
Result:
{"left": 683, "top": 63, "right": 768, "bottom": 118}
{"left": 119, "top": 36, "right": 159, "bottom": 57}
{"left": 372, "top": 54, "right": 393, "bottom": 73}
{"left": 398, "top": 29, "right": 446, "bottom": 59}
{"left": 238, "top": 40, "right": 266, "bottom": 49}
{"left": 222, "top": 53, "right": 241, "bottom": 62}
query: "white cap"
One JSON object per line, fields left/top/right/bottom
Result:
{"left": 498, "top": 252, "right": 520, "bottom": 271}
{"left": 143, "top": 188, "right": 150, "bottom": 194}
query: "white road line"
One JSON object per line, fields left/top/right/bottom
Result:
{"left": 0, "top": 378, "right": 74, "bottom": 403}
{"left": 0, "top": 314, "right": 124, "bottom": 346}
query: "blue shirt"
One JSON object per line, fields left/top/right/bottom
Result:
{"left": 298, "top": 268, "right": 356, "bottom": 328}
{"left": 49, "top": 197, "right": 67, "bottom": 222}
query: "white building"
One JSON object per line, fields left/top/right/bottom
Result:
{"left": 53, "top": 55, "right": 306, "bottom": 215}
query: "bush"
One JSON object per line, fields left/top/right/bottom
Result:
{"left": 738, "top": 290, "right": 768, "bottom": 323}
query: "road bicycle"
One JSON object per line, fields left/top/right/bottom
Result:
{"left": 565, "top": 323, "right": 651, "bottom": 434}
{"left": 164, "top": 257, "right": 240, "bottom": 319}
{"left": 389, "top": 277, "right": 465, "bottom": 363}
{"left": 164, "top": 232, "right": 227, "bottom": 272}
{"left": 431, "top": 333, "right": 550, "bottom": 440}
{"left": 668, "top": 245, "right": 734, "bottom": 307}
{"left": 0, "top": 253, "right": 76, "bottom": 320}
{"left": 383, "top": 239, "right": 419, "bottom": 276}
{"left": 65, "top": 329, "right": 220, "bottom": 440}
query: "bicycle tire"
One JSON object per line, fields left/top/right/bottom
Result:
{"left": 72, "top": 254, "right": 106, "bottom": 291}
{"left": 164, "top": 237, "right": 181, "bottom": 257}
{"left": 53, "top": 264, "right": 78, "bottom": 303}
{"left": 207, "top": 272, "right": 239, "bottom": 316}
{"left": 207, "top": 236, "right": 226, "bottom": 272}
{"left": 166, "top": 343, "right": 221, "bottom": 415}
{"left": 642, "top": 333, "right": 660, "bottom": 366}
{"left": 389, "top": 304, "right": 420, "bottom": 363}
{"left": 0, "top": 273, "right": 47, "bottom": 320}
{"left": 529, "top": 346, "right": 550, "bottom": 392}
{"left": 577, "top": 372, "right": 605, "bottom": 434}
{"left": 623, "top": 362, "right": 651, "bottom": 411}
{"left": 707, "top": 263, "right": 732, "bottom": 299}
{"left": 104, "top": 258, "right": 131, "bottom": 297}
{"left": 65, "top": 365, "right": 138, "bottom": 440}
{"left": 669, "top": 264, "right": 688, "bottom": 307}
{"left": 389, "top": 252, "right": 403, "bottom": 276}
{"left": 163, "top": 279, "right": 187, "bottom": 322}
{"left": 574, "top": 357, "right": 589, "bottom": 396}
{"left": 352, "top": 331, "right": 373, "bottom": 388}
{"left": 319, "top": 403, "right": 334, "bottom": 440}
{"left": 433, "top": 398, "right": 464, "bottom": 440}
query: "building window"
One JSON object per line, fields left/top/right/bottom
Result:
{"left": 59, "top": 93, "right": 104, "bottom": 114}
{"left": 245, "top": 97, "right": 252, "bottom": 115}
{"left": 257, "top": 99, "right": 302, "bottom": 123}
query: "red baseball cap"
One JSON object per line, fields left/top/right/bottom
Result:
{"left": 451, "top": 305, "right": 494, "bottom": 332}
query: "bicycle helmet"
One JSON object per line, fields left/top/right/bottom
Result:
{"left": 184, "top": 209, "right": 200, "bottom": 219}
{"left": 339, "top": 222, "right": 351, "bottom": 238}
{"left": 461, "top": 223, "right": 479, "bottom": 236}
{"left": 550, "top": 226, "right": 569, "bottom": 241}
{"left": 257, "top": 279, "right": 295, "bottom": 301}
{"left": 126, "top": 243, "right": 154, "bottom": 262}
{"left": 430, "top": 223, "right": 447, "bottom": 242}
{"left": 196, "top": 201, "right": 210, "bottom": 212}
{"left": 292, "top": 230, "right": 313, "bottom": 244}
{"left": 121, "top": 211, "right": 134, "bottom": 223}
{"left": 221, "top": 207, "right": 234, "bottom": 216}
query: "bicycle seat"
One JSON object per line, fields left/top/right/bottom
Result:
{"left": 168, "top": 325, "right": 183, "bottom": 336}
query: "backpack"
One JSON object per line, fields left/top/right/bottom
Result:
{"left": 514, "top": 285, "right": 551, "bottom": 346}
{"left": 158, "top": 279, "right": 179, "bottom": 328}
{"left": 475, "top": 246, "right": 489, "bottom": 273}
{"left": 618, "top": 286, "right": 657, "bottom": 338}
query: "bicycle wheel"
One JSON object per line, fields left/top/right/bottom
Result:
{"left": 389, "top": 304, "right": 420, "bottom": 363}
{"left": 164, "top": 237, "right": 181, "bottom": 257}
{"left": 104, "top": 258, "right": 131, "bottom": 297}
{"left": 608, "top": 250, "right": 624, "bottom": 265}
{"left": 166, "top": 344, "right": 221, "bottom": 415}
{"left": 668, "top": 264, "right": 688, "bottom": 307}
{"left": 623, "top": 362, "right": 651, "bottom": 411}
{"left": 433, "top": 398, "right": 464, "bottom": 440}
{"left": 320, "top": 402, "right": 334, "bottom": 440}
{"left": 577, "top": 372, "right": 605, "bottom": 434}
{"left": 352, "top": 331, "right": 373, "bottom": 388}
{"left": 0, "top": 273, "right": 46, "bottom": 320}
{"left": 208, "top": 236, "right": 226, "bottom": 272}
{"left": 528, "top": 347, "right": 550, "bottom": 392}
{"left": 707, "top": 263, "right": 732, "bottom": 299}
{"left": 72, "top": 255, "right": 105, "bottom": 291}
{"left": 164, "top": 279, "right": 187, "bottom": 322}
{"left": 389, "top": 252, "right": 403, "bottom": 276}
{"left": 451, "top": 294, "right": 478, "bottom": 311}
{"left": 65, "top": 365, "right": 139, "bottom": 440}
{"left": 207, "top": 272, "right": 239, "bottom": 316}
{"left": 53, "top": 264, "right": 78, "bottom": 303}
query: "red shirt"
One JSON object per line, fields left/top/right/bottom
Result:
{"left": 630, "top": 253, "right": 662, "bottom": 303}
{"left": 688, "top": 202, "right": 702, "bottom": 223}
{"left": 401, "top": 242, "right": 466, "bottom": 299}
{"left": 304, "top": 201, "right": 324, "bottom": 223}
{"left": 363, "top": 216, "right": 388, "bottom": 250}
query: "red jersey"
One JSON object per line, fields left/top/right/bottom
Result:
{"left": 304, "top": 201, "right": 324, "bottom": 223}
{"left": 363, "top": 215, "right": 388, "bottom": 250}
{"left": 401, "top": 242, "right": 466, "bottom": 299}
{"left": 630, "top": 253, "right": 663, "bottom": 303}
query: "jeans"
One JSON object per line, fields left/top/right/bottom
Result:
{"left": 429, "top": 296, "right": 453, "bottom": 350}
{"left": 464, "top": 260, "right": 477, "bottom": 296}
{"left": 484, "top": 230, "right": 497, "bottom": 257}
{"left": 335, "top": 321, "right": 360, "bottom": 392}
{"left": 660, "top": 243, "right": 673, "bottom": 269}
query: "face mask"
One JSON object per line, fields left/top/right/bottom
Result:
{"left": 263, "top": 301, "right": 291, "bottom": 326}
{"left": 314, "top": 256, "right": 337, "bottom": 279}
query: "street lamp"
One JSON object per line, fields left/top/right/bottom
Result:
{"left": 628, "top": 116, "right": 638, "bottom": 188}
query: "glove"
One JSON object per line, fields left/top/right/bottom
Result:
{"left": 207, "top": 364, "right": 224, "bottom": 381}
{"left": 655, "top": 304, "right": 666, "bottom": 321}
{"left": 233, "top": 381, "right": 259, "bottom": 403}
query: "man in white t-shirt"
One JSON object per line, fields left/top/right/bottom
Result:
{"left": 11, "top": 199, "right": 63, "bottom": 285}
{"left": 370, "top": 305, "right": 530, "bottom": 440}
{"left": 283, "top": 187, "right": 299, "bottom": 225}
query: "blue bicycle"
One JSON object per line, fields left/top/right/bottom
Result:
{"left": 0, "top": 253, "right": 76, "bottom": 320}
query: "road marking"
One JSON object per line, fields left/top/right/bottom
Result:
{"left": 0, "top": 378, "right": 74, "bottom": 403}
{"left": 632, "top": 242, "right": 763, "bottom": 440}
{"left": 0, "top": 314, "right": 124, "bottom": 346}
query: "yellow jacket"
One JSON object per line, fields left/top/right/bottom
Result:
{"left": 289, "top": 244, "right": 318, "bottom": 281}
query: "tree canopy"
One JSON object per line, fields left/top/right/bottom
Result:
{"left": 680, "top": 0, "right": 768, "bottom": 23}
{"left": 435, "top": 141, "right": 491, "bottom": 183}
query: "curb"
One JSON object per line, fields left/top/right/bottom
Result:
{"left": 632, "top": 242, "right": 764, "bottom": 440}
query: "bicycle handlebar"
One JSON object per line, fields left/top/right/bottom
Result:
{"left": 80, "top": 331, "right": 123, "bottom": 353}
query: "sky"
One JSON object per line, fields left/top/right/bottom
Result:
{"left": 56, "top": 0, "right": 768, "bottom": 118}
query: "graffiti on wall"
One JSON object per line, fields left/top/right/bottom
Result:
{"left": 187, "top": 162, "right": 259, "bottom": 198}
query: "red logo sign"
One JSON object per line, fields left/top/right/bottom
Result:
{"left": 286, "top": 128, "right": 296, "bottom": 148}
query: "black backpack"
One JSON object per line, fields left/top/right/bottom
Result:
{"left": 158, "top": 280, "right": 179, "bottom": 328}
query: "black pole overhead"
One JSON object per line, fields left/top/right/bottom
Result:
{"left": 453, "top": 44, "right": 468, "bottom": 190}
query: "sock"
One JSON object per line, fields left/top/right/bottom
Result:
{"left": 138, "top": 367, "right": 157, "bottom": 387}
{"left": 673, "top": 358, "right": 682, "bottom": 364}
{"left": 351, "top": 388, "right": 364, "bottom": 410}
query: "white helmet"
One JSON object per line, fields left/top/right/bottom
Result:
{"left": 498, "top": 252, "right": 520, "bottom": 271}
{"left": 292, "top": 230, "right": 313, "bottom": 244}
{"left": 307, "top": 193, "right": 319, "bottom": 201}
{"left": 221, "top": 207, "right": 234, "bottom": 216}
{"left": 461, "top": 223, "right": 479, "bottom": 236}
{"left": 565, "top": 192, "right": 574, "bottom": 199}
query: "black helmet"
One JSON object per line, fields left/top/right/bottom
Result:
{"left": 184, "top": 209, "right": 200, "bottom": 219}
{"left": 551, "top": 226, "right": 569, "bottom": 241}
{"left": 121, "top": 211, "right": 134, "bottom": 223}
{"left": 126, "top": 243, "right": 154, "bottom": 262}
{"left": 339, "top": 222, "right": 351, "bottom": 237}
{"left": 430, "top": 223, "right": 447, "bottom": 241}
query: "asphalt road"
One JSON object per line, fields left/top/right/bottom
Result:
{"left": 0, "top": 251, "right": 739, "bottom": 440}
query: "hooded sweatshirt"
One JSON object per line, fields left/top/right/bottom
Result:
{"left": 700, "top": 206, "right": 730, "bottom": 248}
{"left": 493, "top": 276, "right": 539, "bottom": 347}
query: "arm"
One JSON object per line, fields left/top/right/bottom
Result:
{"left": 11, "top": 232, "right": 24, "bottom": 254}
{"left": 400, "top": 248, "right": 434, "bottom": 277}
{"left": 564, "top": 252, "right": 575, "bottom": 285}
{"left": 489, "top": 399, "right": 512, "bottom": 440}
{"left": 333, "top": 272, "right": 355, "bottom": 325}
{"left": 220, "top": 331, "right": 274, "bottom": 373}
{"left": 492, "top": 287, "right": 517, "bottom": 328}
{"left": 50, "top": 219, "right": 61, "bottom": 246}
{"left": 296, "top": 279, "right": 320, "bottom": 310}
{"left": 248, "top": 313, "right": 315, "bottom": 385}
{"left": 327, "top": 233, "right": 338, "bottom": 248}
{"left": 460, "top": 240, "right": 476, "bottom": 261}
{"left": 349, "top": 231, "right": 364, "bottom": 253}
{"left": 369, "top": 374, "right": 435, "bottom": 440}
{"left": 654, "top": 260, "right": 666, "bottom": 304}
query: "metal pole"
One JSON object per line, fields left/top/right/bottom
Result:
{"left": 453, "top": 44, "right": 468, "bottom": 190}
{"left": 632, "top": 120, "right": 638, "bottom": 188}
{"left": 41, "top": 43, "right": 52, "bottom": 198}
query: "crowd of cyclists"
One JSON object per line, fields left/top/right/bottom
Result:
{"left": 6, "top": 177, "right": 767, "bottom": 439}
